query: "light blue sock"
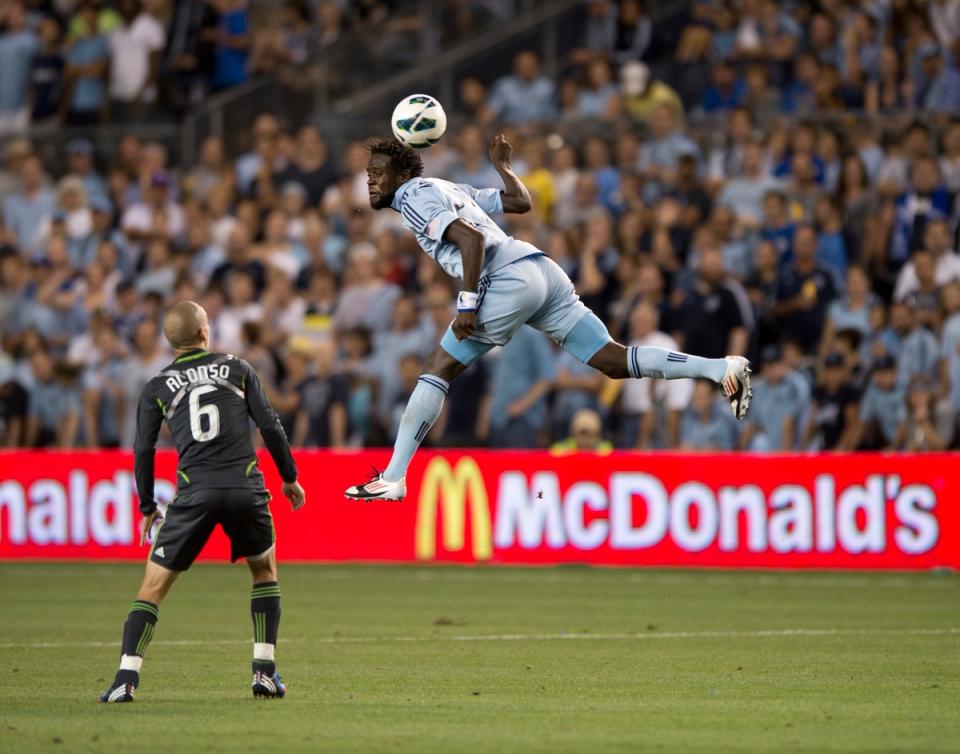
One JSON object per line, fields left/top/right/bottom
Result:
{"left": 383, "top": 375, "right": 449, "bottom": 482}
{"left": 626, "top": 346, "right": 727, "bottom": 382}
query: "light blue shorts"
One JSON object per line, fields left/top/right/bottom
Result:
{"left": 441, "top": 252, "right": 612, "bottom": 366}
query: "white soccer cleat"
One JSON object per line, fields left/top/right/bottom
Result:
{"left": 345, "top": 469, "right": 406, "bottom": 501}
{"left": 719, "top": 356, "right": 752, "bottom": 420}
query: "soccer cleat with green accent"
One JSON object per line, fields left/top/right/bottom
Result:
{"left": 252, "top": 671, "right": 286, "bottom": 699}
{"left": 98, "top": 682, "right": 135, "bottom": 703}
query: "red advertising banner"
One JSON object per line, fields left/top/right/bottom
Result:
{"left": 0, "top": 450, "right": 957, "bottom": 569}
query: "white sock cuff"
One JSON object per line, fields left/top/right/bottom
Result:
{"left": 120, "top": 654, "right": 143, "bottom": 672}
{"left": 254, "top": 642, "right": 275, "bottom": 661}
{"left": 417, "top": 374, "right": 449, "bottom": 395}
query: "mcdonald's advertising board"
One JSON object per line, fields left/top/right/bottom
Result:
{"left": 0, "top": 450, "right": 958, "bottom": 569}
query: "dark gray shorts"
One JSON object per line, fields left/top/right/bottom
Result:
{"left": 149, "top": 488, "right": 274, "bottom": 571}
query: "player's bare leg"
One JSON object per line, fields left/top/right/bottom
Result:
{"left": 587, "top": 341, "right": 752, "bottom": 420}
{"left": 99, "top": 561, "right": 178, "bottom": 703}
{"left": 136, "top": 559, "right": 180, "bottom": 603}
{"left": 345, "top": 347, "right": 468, "bottom": 502}
{"left": 247, "top": 547, "right": 286, "bottom": 698}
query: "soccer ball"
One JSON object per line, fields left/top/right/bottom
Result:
{"left": 391, "top": 94, "right": 447, "bottom": 149}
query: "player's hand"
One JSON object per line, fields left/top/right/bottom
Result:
{"left": 139, "top": 511, "right": 161, "bottom": 547}
{"left": 489, "top": 133, "right": 512, "bottom": 169}
{"left": 452, "top": 311, "right": 476, "bottom": 340}
{"left": 282, "top": 480, "right": 306, "bottom": 511}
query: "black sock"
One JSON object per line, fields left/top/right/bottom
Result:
{"left": 114, "top": 600, "right": 159, "bottom": 687}
{"left": 251, "top": 582, "right": 281, "bottom": 675}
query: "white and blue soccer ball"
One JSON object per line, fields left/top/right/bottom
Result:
{"left": 391, "top": 94, "right": 447, "bottom": 149}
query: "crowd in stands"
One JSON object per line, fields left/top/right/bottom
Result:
{"left": 3, "top": 0, "right": 960, "bottom": 453}
{"left": 0, "top": 0, "right": 524, "bottom": 130}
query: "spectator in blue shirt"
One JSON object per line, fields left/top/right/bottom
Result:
{"left": 489, "top": 326, "right": 556, "bottom": 448}
{"left": 576, "top": 58, "right": 619, "bottom": 119}
{"left": 756, "top": 0, "right": 802, "bottom": 64}
{"left": 583, "top": 136, "right": 621, "bottom": 215}
{"left": 637, "top": 104, "right": 700, "bottom": 181}
{"left": 760, "top": 190, "right": 795, "bottom": 264}
{"left": 0, "top": 1, "right": 39, "bottom": 136}
{"left": 707, "top": 205, "right": 751, "bottom": 280}
{"left": 710, "top": 2, "right": 738, "bottom": 61}
{"left": 680, "top": 379, "right": 739, "bottom": 450}
{"left": 371, "top": 295, "right": 433, "bottom": 429}
{"left": 821, "top": 265, "right": 880, "bottom": 356}
{"left": 773, "top": 122, "right": 825, "bottom": 185}
{"left": 573, "top": 0, "right": 650, "bottom": 66}
{"left": 940, "top": 283, "right": 960, "bottom": 412}
{"left": 813, "top": 196, "right": 848, "bottom": 287}
{"left": 77, "top": 195, "right": 120, "bottom": 263}
{"left": 485, "top": 50, "right": 556, "bottom": 125}
{"left": 893, "top": 299, "right": 940, "bottom": 388}
{"left": 858, "top": 354, "right": 906, "bottom": 448}
{"left": 213, "top": 0, "right": 250, "bottom": 91}
{"left": 890, "top": 156, "right": 952, "bottom": 268}
{"left": 717, "top": 140, "right": 785, "bottom": 226}
{"left": 448, "top": 124, "right": 502, "bottom": 190}
{"left": 24, "top": 349, "right": 81, "bottom": 448}
{"left": 574, "top": 0, "right": 618, "bottom": 61}
{"left": 235, "top": 113, "right": 280, "bottom": 196}
{"left": 3, "top": 154, "right": 54, "bottom": 257}
{"left": 741, "top": 343, "right": 808, "bottom": 451}
{"left": 63, "top": 4, "right": 109, "bottom": 125}
{"left": 807, "top": 12, "right": 840, "bottom": 68}
{"left": 919, "top": 46, "right": 960, "bottom": 113}
{"left": 781, "top": 52, "right": 819, "bottom": 114}
{"left": 701, "top": 61, "right": 747, "bottom": 113}
{"left": 65, "top": 139, "right": 107, "bottom": 204}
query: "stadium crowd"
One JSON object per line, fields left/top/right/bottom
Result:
{"left": 3, "top": 0, "right": 960, "bottom": 452}
{"left": 0, "top": 0, "right": 521, "bottom": 130}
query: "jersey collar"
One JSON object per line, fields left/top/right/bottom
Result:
{"left": 173, "top": 348, "right": 209, "bottom": 364}
{"left": 390, "top": 178, "right": 417, "bottom": 211}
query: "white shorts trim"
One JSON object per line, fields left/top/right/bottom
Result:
{"left": 245, "top": 544, "right": 275, "bottom": 563}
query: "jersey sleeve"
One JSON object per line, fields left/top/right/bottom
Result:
{"left": 133, "top": 382, "right": 164, "bottom": 515}
{"left": 399, "top": 183, "right": 459, "bottom": 242}
{"left": 242, "top": 360, "right": 298, "bottom": 483}
{"left": 457, "top": 183, "right": 504, "bottom": 215}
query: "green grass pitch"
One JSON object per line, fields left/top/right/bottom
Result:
{"left": 2, "top": 563, "right": 958, "bottom": 753}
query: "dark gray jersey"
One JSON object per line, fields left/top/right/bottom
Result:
{"left": 134, "top": 349, "right": 297, "bottom": 514}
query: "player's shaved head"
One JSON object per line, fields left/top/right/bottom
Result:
{"left": 163, "top": 300, "right": 209, "bottom": 350}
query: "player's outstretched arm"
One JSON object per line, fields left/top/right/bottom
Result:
{"left": 490, "top": 133, "right": 532, "bottom": 214}
{"left": 243, "top": 361, "right": 302, "bottom": 508}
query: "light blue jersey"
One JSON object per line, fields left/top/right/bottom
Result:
{"left": 394, "top": 176, "right": 611, "bottom": 367}
{"left": 391, "top": 177, "right": 536, "bottom": 279}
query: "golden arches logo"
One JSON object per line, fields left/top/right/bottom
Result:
{"left": 415, "top": 456, "right": 492, "bottom": 561}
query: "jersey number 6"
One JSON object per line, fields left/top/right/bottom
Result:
{"left": 189, "top": 384, "right": 220, "bottom": 442}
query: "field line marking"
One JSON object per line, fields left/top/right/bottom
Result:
{"left": 304, "top": 570, "right": 959, "bottom": 590}
{"left": 2, "top": 627, "right": 958, "bottom": 651}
